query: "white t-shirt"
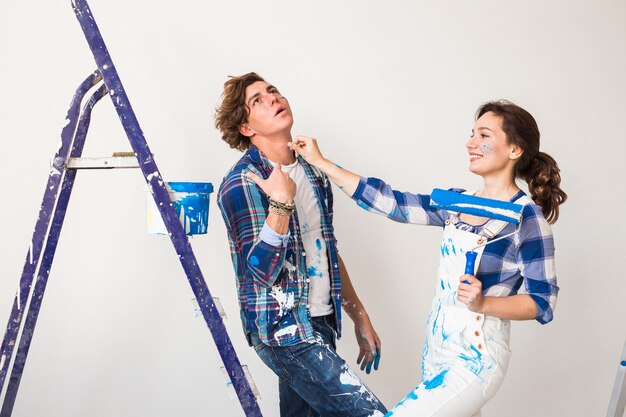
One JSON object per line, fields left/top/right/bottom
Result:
{"left": 278, "top": 160, "right": 333, "bottom": 317}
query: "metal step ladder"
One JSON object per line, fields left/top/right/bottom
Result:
{"left": 0, "top": 1, "right": 262, "bottom": 416}
{"left": 607, "top": 339, "right": 626, "bottom": 417}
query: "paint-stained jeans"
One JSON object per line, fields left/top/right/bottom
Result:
{"left": 250, "top": 314, "right": 387, "bottom": 417}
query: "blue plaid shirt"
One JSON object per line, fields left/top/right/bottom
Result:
{"left": 352, "top": 177, "right": 559, "bottom": 324}
{"left": 217, "top": 145, "right": 342, "bottom": 346}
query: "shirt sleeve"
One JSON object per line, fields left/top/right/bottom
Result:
{"left": 515, "top": 204, "right": 559, "bottom": 324}
{"left": 218, "top": 169, "right": 289, "bottom": 288}
{"left": 259, "top": 223, "right": 290, "bottom": 247}
{"left": 351, "top": 177, "right": 447, "bottom": 226}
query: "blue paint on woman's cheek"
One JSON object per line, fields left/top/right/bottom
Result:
{"left": 424, "top": 369, "right": 448, "bottom": 390}
{"left": 249, "top": 256, "right": 260, "bottom": 266}
{"left": 316, "top": 238, "right": 322, "bottom": 250}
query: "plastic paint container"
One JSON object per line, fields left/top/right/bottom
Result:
{"left": 147, "top": 182, "right": 213, "bottom": 235}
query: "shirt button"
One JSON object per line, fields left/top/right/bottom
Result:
{"left": 306, "top": 279, "right": 310, "bottom": 283}
{"left": 474, "top": 331, "right": 480, "bottom": 337}
{"left": 477, "top": 343, "right": 483, "bottom": 350}
{"left": 302, "top": 252, "right": 306, "bottom": 257}
{"left": 475, "top": 315, "right": 481, "bottom": 321}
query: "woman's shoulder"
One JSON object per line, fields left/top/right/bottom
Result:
{"left": 518, "top": 201, "right": 553, "bottom": 245}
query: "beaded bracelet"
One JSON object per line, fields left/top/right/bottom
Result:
{"left": 268, "top": 197, "right": 295, "bottom": 216}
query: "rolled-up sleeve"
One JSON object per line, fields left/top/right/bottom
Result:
{"left": 516, "top": 205, "right": 559, "bottom": 324}
{"left": 351, "top": 177, "right": 447, "bottom": 226}
{"left": 218, "top": 170, "right": 288, "bottom": 288}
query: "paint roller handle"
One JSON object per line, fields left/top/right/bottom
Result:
{"left": 464, "top": 251, "right": 478, "bottom": 283}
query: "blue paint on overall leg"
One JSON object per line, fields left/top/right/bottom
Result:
{"left": 424, "top": 369, "right": 449, "bottom": 390}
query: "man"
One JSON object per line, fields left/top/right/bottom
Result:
{"left": 215, "top": 72, "right": 387, "bottom": 417}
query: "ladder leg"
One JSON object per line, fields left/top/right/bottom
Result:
{"left": 607, "top": 339, "right": 626, "bottom": 417}
{"left": 71, "top": 1, "right": 263, "bottom": 416}
{"left": 0, "top": 85, "right": 108, "bottom": 417}
{"left": 0, "top": 72, "right": 100, "bottom": 395}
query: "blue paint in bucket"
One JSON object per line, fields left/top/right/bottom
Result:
{"left": 147, "top": 182, "right": 213, "bottom": 235}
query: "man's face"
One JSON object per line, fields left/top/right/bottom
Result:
{"left": 240, "top": 81, "right": 293, "bottom": 139}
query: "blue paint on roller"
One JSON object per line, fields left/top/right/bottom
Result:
{"left": 430, "top": 188, "right": 523, "bottom": 224}
{"left": 424, "top": 369, "right": 448, "bottom": 390}
{"left": 431, "top": 188, "right": 525, "bottom": 278}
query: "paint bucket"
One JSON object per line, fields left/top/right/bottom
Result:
{"left": 146, "top": 182, "right": 213, "bottom": 235}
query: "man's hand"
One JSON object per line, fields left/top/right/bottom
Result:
{"left": 457, "top": 274, "right": 484, "bottom": 312}
{"left": 246, "top": 162, "right": 296, "bottom": 204}
{"left": 353, "top": 313, "right": 381, "bottom": 374}
{"left": 289, "top": 136, "right": 325, "bottom": 167}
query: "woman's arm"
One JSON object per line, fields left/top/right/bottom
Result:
{"left": 290, "top": 136, "right": 446, "bottom": 226}
{"left": 289, "top": 136, "right": 360, "bottom": 197}
{"left": 457, "top": 274, "right": 538, "bottom": 320}
{"left": 457, "top": 204, "right": 559, "bottom": 323}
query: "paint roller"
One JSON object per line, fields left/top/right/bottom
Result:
{"left": 429, "top": 188, "right": 525, "bottom": 277}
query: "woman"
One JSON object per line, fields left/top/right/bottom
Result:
{"left": 289, "top": 100, "right": 566, "bottom": 416}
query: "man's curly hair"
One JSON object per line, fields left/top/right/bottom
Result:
{"left": 214, "top": 72, "right": 265, "bottom": 152}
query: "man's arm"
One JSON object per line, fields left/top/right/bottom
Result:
{"left": 218, "top": 165, "right": 296, "bottom": 288}
{"left": 339, "top": 254, "right": 381, "bottom": 374}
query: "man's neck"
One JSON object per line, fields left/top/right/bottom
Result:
{"left": 252, "top": 133, "right": 296, "bottom": 165}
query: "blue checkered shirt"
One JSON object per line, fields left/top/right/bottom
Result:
{"left": 217, "top": 145, "right": 342, "bottom": 346}
{"left": 352, "top": 177, "right": 558, "bottom": 324}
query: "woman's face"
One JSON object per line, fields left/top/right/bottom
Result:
{"left": 466, "top": 111, "right": 520, "bottom": 178}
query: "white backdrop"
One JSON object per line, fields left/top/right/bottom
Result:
{"left": 1, "top": 1, "right": 625, "bottom": 416}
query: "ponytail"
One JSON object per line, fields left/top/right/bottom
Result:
{"left": 476, "top": 100, "right": 567, "bottom": 224}
{"left": 516, "top": 151, "right": 567, "bottom": 224}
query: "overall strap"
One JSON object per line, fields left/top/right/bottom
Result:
{"left": 480, "top": 194, "right": 533, "bottom": 238}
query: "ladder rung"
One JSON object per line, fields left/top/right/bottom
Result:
{"left": 64, "top": 156, "right": 140, "bottom": 169}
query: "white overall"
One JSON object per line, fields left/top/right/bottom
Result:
{"left": 386, "top": 215, "right": 513, "bottom": 417}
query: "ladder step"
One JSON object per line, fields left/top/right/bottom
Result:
{"left": 222, "top": 365, "right": 261, "bottom": 400}
{"left": 65, "top": 156, "right": 139, "bottom": 169}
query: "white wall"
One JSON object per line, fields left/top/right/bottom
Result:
{"left": 1, "top": 1, "right": 624, "bottom": 416}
